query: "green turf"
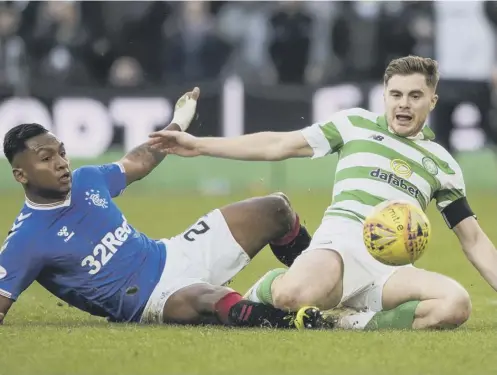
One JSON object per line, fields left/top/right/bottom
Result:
{"left": 1, "top": 185, "right": 497, "bottom": 375}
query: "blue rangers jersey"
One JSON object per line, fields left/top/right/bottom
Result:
{"left": 0, "top": 163, "right": 167, "bottom": 322}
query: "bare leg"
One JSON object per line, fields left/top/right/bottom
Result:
{"left": 330, "top": 267, "right": 472, "bottom": 330}
{"left": 219, "top": 193, "right": 295, "bottom": 259}
{"left": 270, "top": 249, "right": 343, "bottom": 311}
{"left": 381, "top": 267, "right": 471, "bottom": 329}
{"left": 220, "top": 192, "right": 310, "bottom": 265}
{"left": 162, "top": 284, "right": 232, "bottom": 325}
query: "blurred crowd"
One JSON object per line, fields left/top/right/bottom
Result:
{"left": 0, "top": 1, "right": 497, "bottom": 91}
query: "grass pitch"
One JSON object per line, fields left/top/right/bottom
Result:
{"left": 1, "top": 188, "right": 497, "bottom": 375}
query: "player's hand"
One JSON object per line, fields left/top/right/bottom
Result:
{"left": 171, "top": 87, "right": 200, "bottom": 132}
{"left": 148, "top": 131, "right": 200, "bottom": 157}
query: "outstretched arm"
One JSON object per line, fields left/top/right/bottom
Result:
{"left": 194, "top": 131, "right": 314, "bottom": 161}
{"left": 148, "top": 114, "right": 347, "bottom": 162}
{"left": 454, "top": 216, "right": 497, "bottom": 291}
{"left": 119, "top": 87, "right": 199, "bottom": 185}
{"left": 148, "top": 129, "right": 317, "bottom": 161}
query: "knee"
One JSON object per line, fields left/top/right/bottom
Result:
{"left": 264, "top": 193, "right": 295, "bottom": 235}
{"left": 272, "top": 284, "right": 313, "bottom": 311}
{"left": 270, "top": 191, "right": 291, "bottom": 206}
{"left": 433, "top": 288, "right": 472, "bottom": 329}
{"left": 444, "top": 288, "right": 472, "bottom": 327}
{"left": 271, "top": 280, "right": 332, "bottom": 311}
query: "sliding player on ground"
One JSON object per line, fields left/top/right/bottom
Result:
{"left": 149, "top": 56, "right": 497, "bottom": 330}
{"left": 0, "top": 88, "right": 323, "bottom": 330}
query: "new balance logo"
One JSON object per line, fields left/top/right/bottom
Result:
{"left": 370, "top": 134, "right": 384, "bottom": 141}
{"left": 85, "top": 189, "right": 108, "bottom": 209}
{"left": 58, "top": 226, "right": 75, "bottom": 242}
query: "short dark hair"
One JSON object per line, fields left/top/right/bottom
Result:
{"left": 3, "top": 123, "right": 49, "bottom": 164}
{"left": 384, "top": 55, "right": 439, "bottom": 89}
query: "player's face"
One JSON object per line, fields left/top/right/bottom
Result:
{"left": 384, "top": 73, "right": 438, "bottom": 137}
{"left": 13, "top": 133, "right": 72, "bottom": 200}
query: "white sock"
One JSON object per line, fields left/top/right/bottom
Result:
{"left": 338, "top": 310, "right": 376, "bottom": 330}
{"left": 243, "top": 272, "right": 272, "bottom": 303}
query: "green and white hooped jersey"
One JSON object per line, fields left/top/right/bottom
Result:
{"left": 300, "top": 107, "right": 466, "bottom": 223}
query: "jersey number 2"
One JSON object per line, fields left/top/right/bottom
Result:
{"left": 183, "top": 220, "right": 210, "bottom": 242}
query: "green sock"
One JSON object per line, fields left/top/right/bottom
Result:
{"left": 255, "top": 268, "right": 287, "bottom": 305}
{"left": 365, "top": 301, "right": 420, "bottom": 330}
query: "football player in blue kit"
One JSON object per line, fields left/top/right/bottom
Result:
{"left": 0, "top": 88, "right": 324, "bottom": 329}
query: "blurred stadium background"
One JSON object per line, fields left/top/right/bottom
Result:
{"left": 1, "top": 1, "right": 497, "bottom": 193}
{"left": 1, "top": 2, "right": 497, "bottom": 375}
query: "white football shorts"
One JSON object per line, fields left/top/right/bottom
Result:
{"left": 304, "top": 215, "right": 413, "bottom": 312}
{"left": 140, "top": 209, "right": 250, "bottom": 324}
